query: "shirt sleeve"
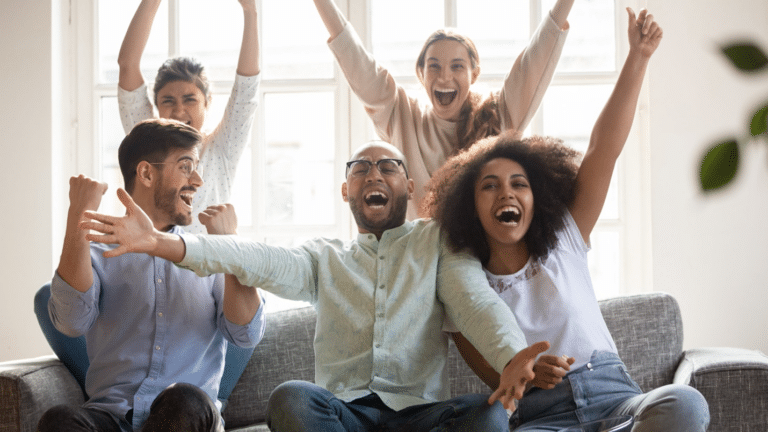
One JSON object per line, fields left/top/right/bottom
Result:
{"left": 117, "top": 83, "right": 155, "bottom": 134}
{"left": 436, "top": 237, "right": 527, "bottom": 373}
{"left": 49, "top": 269, "right": 100, "bottom": 338}
{"left": 498, "top": 12, "right": 569, "bottom": 135}
{"left": 177, "top": 233, "right": 317, "bottom": 304}
{"left": 214, "top": 274, "right": 268, "bottom": 348}
{"left": 204, "top": 73, "right": 260, "bottom": 169}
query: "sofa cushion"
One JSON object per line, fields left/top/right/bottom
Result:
{"left": 599, "top": 292, "right": 683, "bottom": 391}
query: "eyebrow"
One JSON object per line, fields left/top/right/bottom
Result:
{"left": 427, "top": 57, "right": 468, "bottom": 63}
{"left": 479, "top": 173, "right": 528, "bottom": 182}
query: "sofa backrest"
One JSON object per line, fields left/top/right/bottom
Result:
{"left": 223, "top": 292, "right": 684, "bottom": 428}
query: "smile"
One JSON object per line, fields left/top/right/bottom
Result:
{"left": 364, "top": 191, "right": 389, "bottom": 209}
{"left": 180, "top": 191, "right": 195, "bottom": 207}
{"left": 495, "top": 206, "right": 521, "bottom": 225}
{"left": 434, "top": 88, "right": 457, "bottom": 106}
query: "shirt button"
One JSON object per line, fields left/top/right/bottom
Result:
{"left": 156, "top": 278, "right": 162, "bottom": 283}
{"left": 379, "top": 256, "right": 384, "bottom": 260}
{"left": 155, "top": 345, "right": 161, "bottom": 350}
{"left": 157, "top": 312, "right": 163, "bottom": 317}
{"left": 375, "top": 343, "right": 381, "bottom": 348}
{"left": 379, "top": 284, "right": 385, "bottom": 289}
{"left": 377, "top": 313, "right": 384, "bottom": 318}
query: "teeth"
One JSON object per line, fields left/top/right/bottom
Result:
{"left": 364, "top": 191, "right": 389, "bottom": 207}
{"left": 180, "top": 193, "right": 194, "bottom": 206}
{"left": 495, "top": 206, "right": 521, "bottom": 224}
{"left": 434, "top": 89, "right": 457, "bottom": 106}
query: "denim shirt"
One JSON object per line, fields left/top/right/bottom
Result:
{"left": 178, "top": 219, "right": 525, "bottom": 411}
{"left": 49, "top": 225, "right": 266, "bottom": 431}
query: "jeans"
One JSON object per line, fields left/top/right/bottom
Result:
{"left": 37, "top": 383, "right": 224, "bottom": 432}
{"left": 266, "top": 380, "right": 510, "bottom": 432}
{"left": 510, "top": 351, "right": 710, "bottom": 432}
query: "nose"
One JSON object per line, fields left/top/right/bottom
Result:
{"left": 364, "top": 165, "right": 385, "bottom": 182}
{"left": 190, "top": 168, "right": 204, "bottom": 188}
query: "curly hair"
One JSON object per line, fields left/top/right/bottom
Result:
{"left": 415, "top": 29, "right": 501, "bottom": 150}
{"left": 423, "top": 133, "right": 581, "bottom": 264}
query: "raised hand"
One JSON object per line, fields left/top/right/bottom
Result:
{"left": 80, "top": 188, "right": 157, "bottom": 258}
{"left": 199, "top": 204, "right": 238, "bottom": 235}
{"left": 531, "top": 354, "right": 575, "bottom": 390}
{"left": 68, "top": 175, "right": 108, "bottom": 216}
{"left": 488, "top": 340, "right": 550, "bottom": 410}
{"left": 627, "top": 8, "right": 663, "bottom": 58}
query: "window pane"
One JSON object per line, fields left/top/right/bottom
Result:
{"left": 99, "top": 0, "right": 169, "bottom": 84}
{"left": 371, "top": 0, "right": 444, "bottom": 78}
{"left": 99, "top": 96, "right": 127, "bottom": 216}
{"left": 588, "top": 230, "right": 620, "bottom": 300}
{"left": 262, "top": 0, "right": 334, "bottom": 80}
{"left": 179, "top": 0, "right": 241, "bottom": 82}
{"left": 263, "top": 92, "right": 335, "bottom": 226}
{"left": 541, "top": 0, "right": 615, "bottom": 72}
{"left": 457, "top": 0, "right": 529, "bottom": 76}
{"left": 541, "top": 84, "right": 618, "bottom": 220}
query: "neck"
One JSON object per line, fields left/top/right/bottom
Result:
{"left": 485, "top": 241, "right": 530, "bottom": 275}
{"left": 132, "top": 189, "right": 173, "bottom": 233}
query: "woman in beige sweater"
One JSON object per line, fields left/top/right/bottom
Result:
{"left": 312, "top": 0, "right": 573, "bottom": 217}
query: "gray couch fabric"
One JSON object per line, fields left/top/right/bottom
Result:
{"left": 2, "top": 292, "right": 766, "bottom": 431}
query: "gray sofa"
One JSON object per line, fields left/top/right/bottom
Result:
{"left": 2, "top": 292, "right": 767, "bottom": 431}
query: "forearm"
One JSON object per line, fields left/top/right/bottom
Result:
{"left": 453, "top": 332, "right": 501, "bottom": 390}
{"left": 118, "top": 0, "right": 161, "bottom": 91}
{"left": 550, "top": 0, "right": 574, "bottom": 30}
{"left": 313, "top": 0, "right": 346, "bottom": 40}
{"left": 57, "top": 208, "right": 96, "bottom": 293}
{"left": 223, "top": 275, "right": 261, "bottom": 326}
{"left": 236, "top": 4, "right": 260, "bottom": 76}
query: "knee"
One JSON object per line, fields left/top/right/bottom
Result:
{"left": 641, "top": 385, "right": 710, "bottom": 430}
{"left": 37, "top": 405, "right": 77, "bottom": 432}
{"left": 144, "top": 383, "right": 221, "bottom": 431}
{"left": 267, "top": 380, "right": 319, "bottom": 414}
{"left": 451, "top": 393, "right": 510, "bottom": 432}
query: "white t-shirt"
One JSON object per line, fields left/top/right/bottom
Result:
{"left": 484, "top": 211, "right": 617, "bottom": 370}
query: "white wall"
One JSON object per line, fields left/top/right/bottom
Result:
{"left": 646, "top": 0, "right": 768, "bottom": 354}
{"left": 1, "top": 0, "right": 767, "bottom": 362}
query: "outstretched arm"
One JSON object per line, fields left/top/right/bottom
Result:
{"left": 488, "top": 341, "right": 550, "bottom": 410}
{"left": 569, "top": 8, "right": 663, "bottom": 241}
{"left": 312, "top": 0, "right": 347, "bottom": 40}
{"left": 550, "top": 0, "right": 575, "bottom": 30}
{"left": 236, "top": 0, "right": 260, "bottom": 76}
{"left": 57, "top": 176, "right": 109, "bottom": 292}
{"left": 81, "top": 188, "right": 186, "bottom": 262}
{"left": 199, "top": 204, "right": 261, "bottom": 326}
{"left": 117, "top": 0, "right": 162, "bottom": 92}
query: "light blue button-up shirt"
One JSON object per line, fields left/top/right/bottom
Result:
{"left": 49, "top": 226, "right": 266, "bottom": 431}
{"left": 179, "top": 219, "right": 526, "bottom": 410}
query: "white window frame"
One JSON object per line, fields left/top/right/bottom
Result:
{"left": 67, "top": 0, "right": 651, "bottom": 299}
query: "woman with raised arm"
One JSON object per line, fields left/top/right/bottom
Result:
{"left": 118, "top": 0, "right": 260, "bottom": 233}
{"left": 312, "top": 0, "right": 573, "bottom": 217}
{"left": 424, "top": 9, "right": 710, "bottom": 431}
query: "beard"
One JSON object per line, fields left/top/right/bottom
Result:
{"left": 154, "top": 181, "right": 193, "bottom": 227}
{"left": 348, "top": 189, "right": 409, "bottom": 234}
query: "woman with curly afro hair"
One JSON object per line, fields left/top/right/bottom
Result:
{"left": 425, "top": 9, "right": 709, "bottom": 431}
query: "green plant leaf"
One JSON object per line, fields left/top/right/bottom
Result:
{"left": 721, "top": 43, "right": 768, "bottom": 72}
{"left": 700, "top": 139, "right": 740, "bottom": 191}
{"left": 751, "top": 103, "right": 768, "bottom": 136}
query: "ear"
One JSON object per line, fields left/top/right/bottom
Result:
{"left": 471, "top": 65, "right": 481, "bottom": 84}
{"left": 341, "top": 182, "right": 349, "bottom": 202}
{"left": 406, "top": 178, "right": 415, "bottom": 200}
{"left": 136, "top": 161, "right": 155, "bottom": 189}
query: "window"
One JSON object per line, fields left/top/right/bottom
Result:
{"left": 75, "top": 0, "right": 649, "bottom": 310}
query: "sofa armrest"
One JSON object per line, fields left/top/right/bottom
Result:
{"left": 674, "top": 347, "right": 768, "bottom": 432}
{"left": 0, "top": 355, "right": 85, "bottom": 432}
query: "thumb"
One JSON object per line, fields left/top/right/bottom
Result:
{"left": 528, "top": 340, "right": 550, "bottom": 357}
{"left": 626, "top": 7, "right": 636, "bottom": 27}
{"left": 116, "top": 188, "right": 136, "bottom": 212}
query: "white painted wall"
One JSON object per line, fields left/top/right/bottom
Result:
{"left": 1, "top": 0, "right": 767, "bottom": 362}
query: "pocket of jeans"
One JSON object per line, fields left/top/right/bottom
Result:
{"left": 617, "top": 365, "right": 643, "bottom": 393}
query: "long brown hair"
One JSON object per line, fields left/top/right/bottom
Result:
{"left": 416, "top": 29, "right": 501, "bottom": 150}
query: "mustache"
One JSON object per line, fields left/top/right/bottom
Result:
{"left": 180, "top": 186, "right": 197, "bottom": 193}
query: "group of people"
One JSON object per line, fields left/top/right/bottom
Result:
{"left": 36, "top": 0, "right": 711, "bottom": 431}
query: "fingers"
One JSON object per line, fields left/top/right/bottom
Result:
{"left": 487, "top": 386, "right": 518, "bottom": 411}
{"left": 81, "top": 211, "right": 117, "bottom": 228}
{"left": 528, "top": 340, "right": 551, "bottom": 357}
{"left": 116, "top": 188, "right": 137, "bottom": 211}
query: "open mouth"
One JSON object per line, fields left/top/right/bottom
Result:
{"left": 434, "top": 89, "right": 457, "bottom": 106}
{"left": 364, "top": 191, "right": 389, "bottom": 209}
{"left": 180, "top": 191, "right": 195, "bottom": 208}
{"left": 495, "top": 206, "right": 521, "bottom": 224}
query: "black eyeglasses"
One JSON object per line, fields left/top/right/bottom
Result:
{"left": 149, "top": 159, "right": 203, "bottom": 178}
{"left": 345, "top": 158, "right": 408, "bottom": 178}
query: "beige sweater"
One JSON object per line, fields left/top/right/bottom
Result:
{"left": 329, "top": 16, "right": 568, "bottom": 218}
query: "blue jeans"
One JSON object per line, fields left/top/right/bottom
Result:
{"left": 511, "top": 351, "right": 709, "bottom": 431}
{"left": 266, "top": 380, "right": 510, "bottom": 432}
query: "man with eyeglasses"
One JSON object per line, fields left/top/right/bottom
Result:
{"left": 81, "top": 139, "right": 548, "bottom": 431}
{"left": 39, "top": 119, "right": 266, "bottom": 432}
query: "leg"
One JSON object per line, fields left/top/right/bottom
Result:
{"left": 140, "top": 383, "right": 224, "bottom": 432}
{"left": 266, "top": 380, "right": 383, "bottom": 432}
{"left": 218, "top": 342, "right": 256, "bottom": 403}
{"left": 609, "top": 384, "right": 710, "bottom": 432}
{"left": 37, "top": 405, "right": 122, "bottom": 432}
{"left": 386, "top": 393, "right": 510, "bottom": 432}
{"left": 34, "top": 283, "right": 90, "bottom": 394}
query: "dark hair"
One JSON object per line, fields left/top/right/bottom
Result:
{"left": 119, "top": 118, "right": 203, "bottom": 194}
{"left": 415, "top": 29, "right": 501, "bottom": 151}
{"left": 423, "top": 133, "right": 581, "bottom": 264}
{"left": 153, "top": 57, "right": 210, "bottom": 107}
